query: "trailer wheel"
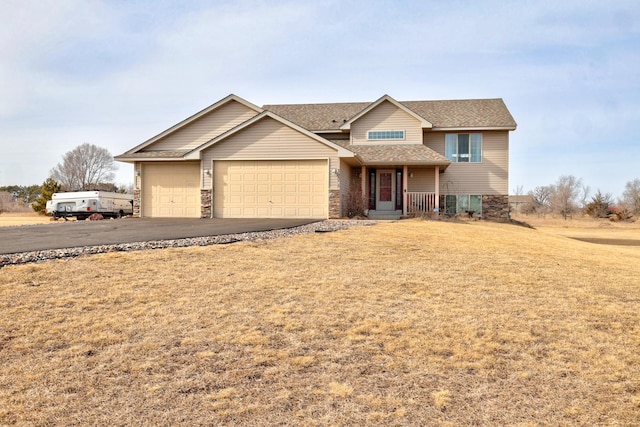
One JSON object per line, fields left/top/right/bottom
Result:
{"left": 118, "top": 210, "right": 124, "bottom": 218}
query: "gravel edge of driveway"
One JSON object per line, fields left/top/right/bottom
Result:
{"left": 1, "top": 220, "right": 378, "bottom": 268}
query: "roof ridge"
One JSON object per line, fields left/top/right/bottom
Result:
{"left": 264, "top": 98, "right": 504, "bottom": 108}
{"left": 263, "top": 100, "right": 370, "bottom": 108}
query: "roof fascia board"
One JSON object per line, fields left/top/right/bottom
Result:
{"left": 339, "top": 94, "right": 433, "bottom": 130}
{"left": 124, "top": 94, "right": 263, "bottom": 154}
{"left": 363, "top": 160, "right": 451, "bottom": 166}
{"left": 432, "top": 126, "right": 517, "bottom": 131}
{"left": 114, "top": 156, "right": 194, "bottom": 163}
{"left": 314, "top": 129, "right": 350, "bottom": 134}
{"left": 184, "top": 111, "right": 356, "bottom": 160}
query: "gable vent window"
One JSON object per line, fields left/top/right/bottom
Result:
{"left": 367, "top": 130, "right": 405, "bottom": 140}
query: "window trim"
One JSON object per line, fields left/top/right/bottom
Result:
{"left": 367, "top": 130, "right": 405, "bottom": 141}
{"left": 445, "top": 133, "right": 482, "bottom": 163}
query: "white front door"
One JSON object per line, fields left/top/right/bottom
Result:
{"left": 376, "top": 169, "right": 395, "bottom": 211}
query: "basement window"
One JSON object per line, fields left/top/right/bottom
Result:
{"left": 445, "top": 195, "right": 482, "bottom": 216}
{"left": 367, "top": 130, "right": 405, "bottom": 140}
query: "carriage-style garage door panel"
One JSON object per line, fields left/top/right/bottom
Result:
{"left": 142, "top": 162, "right": 200, "bottom": 218}
{"left": 214, "top": 160, "right": 327, "bottom": 218}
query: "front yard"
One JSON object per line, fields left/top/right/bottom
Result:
{"left": 1, "top": 219, "right": 639, "bottom": 425}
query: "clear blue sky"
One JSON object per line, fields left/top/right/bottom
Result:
{"left": 1, "top": 0, "right": 638, "bottom": 197}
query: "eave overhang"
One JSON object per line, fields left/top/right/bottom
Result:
{"left": 432, "top": 125, "right": 517, "bottom": 132}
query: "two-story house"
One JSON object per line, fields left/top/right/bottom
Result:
{"left": 115, "top": 94, "right": 516, "bottom": 220}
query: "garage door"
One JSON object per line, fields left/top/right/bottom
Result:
{"left": 142, "top": 162, "right": 200, "bottom": 218}
{"left": 214, "top": 160, "right": 327, "bottom": 218}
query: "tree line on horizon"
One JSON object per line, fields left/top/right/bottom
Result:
{"left": 516, "top": 175, "right": 640, "bottom": 221}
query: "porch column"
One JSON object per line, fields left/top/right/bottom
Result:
{"left": 403, "top": 165, "right": 408, "bottom": 216}
{"left": 361, "top": 166, "right": 366, "bottom": 201}
{"left": 434, "top": 166, "right": 440, "bottom": 212}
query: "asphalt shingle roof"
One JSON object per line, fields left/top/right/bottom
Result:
{"left": 329, "top": 140, "right": 449, "bottom": 164}
{"left": 114, "top": 150, "right": 189, "bottom": 160}
{"left": 264, "top": 98, "right": 516, "bottom": 131}
{"left": 263, "top": 102, "right": 369, "bottom": 132}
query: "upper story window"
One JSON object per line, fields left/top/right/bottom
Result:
{"left": 367, "top": 130, "right": 405, "bottom": 140}
{"left": 445, "top": 133, "right": 482, "bottom": 162}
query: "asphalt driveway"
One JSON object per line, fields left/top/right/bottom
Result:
{"left": 0, "top": 218, "right": 319, "bottom": 255}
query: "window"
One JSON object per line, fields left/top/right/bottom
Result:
{"left": 368, "top": 130, "right": 405, "bottom": 140}
{"left": 445, "top": 133, "right": 482, "bottom": 162}
{"left": 444, "top": 195, "right": 482, "bottom": 216}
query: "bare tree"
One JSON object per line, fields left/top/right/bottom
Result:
{"left": 621, "top": 178, "right": 640, "bottom": 215}
{"left": 0, "top": 191, "right": 14, "bottom": 213}
{"left": 552, "top": 175, "right": 583, "bottom": 219}
{"left": 50, "top": 143, "right": 117, "bottom": 190}
{"left": 579, "top": 183, "right": 590, "bottom": 210}
{"left": 527, "top": 185, "right": 554, "bottom": 214}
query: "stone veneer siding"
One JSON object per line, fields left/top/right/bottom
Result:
{"left": 329, "top": 190, "right": 341, "bottom": 219}
{"left": 133, "top": 189, "right": 141, "bottom": 218}
{"left": 482, "top": 195, "right": 509, "bottom": 221}
{"left": 201, "top": 189, "right": 212, "bottom": 218}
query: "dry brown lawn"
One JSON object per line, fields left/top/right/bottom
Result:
{"left": 1, "top": 218, "right": 640, "bottom": 425}
{"left": 518, "top": 214, "right": 640, "bottom": 247}
{"left": 0, "top": 212, "right": 54, "bottom": 227}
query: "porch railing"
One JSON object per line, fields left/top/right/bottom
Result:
{"left": 406, "top": 192, "right": 437, "bottom": 214}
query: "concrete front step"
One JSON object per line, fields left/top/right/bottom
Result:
{"left": 367, "top": 210, "right": 402, "bottom": 220}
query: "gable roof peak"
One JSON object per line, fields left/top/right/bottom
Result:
{"left": 121, "top": 94, "right": 262, "bottom": 154}
{"left": 183, "top": 109, "right": 355, "bottom": 160}
{"left": 339, "top": 94, "right": 433, "bottom": 130}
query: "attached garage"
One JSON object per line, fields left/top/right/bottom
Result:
{"left": 213, "top": 160, "right": 328, "bottom": 218}
{"left": 142, "top": 162, "right": 200, "bottom": 217}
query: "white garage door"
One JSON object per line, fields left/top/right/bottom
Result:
{"left": 214, "top": 160, "right": 328, "bottom": 218}
{"left": 142, "top": 162, "right": 200, "bottom": 218}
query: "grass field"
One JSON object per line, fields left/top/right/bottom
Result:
{"left": 0, "top": 212, "right": 54, "bottom": 227}
{"left": 1, "top": 217, "right": 640, "bottom": 425}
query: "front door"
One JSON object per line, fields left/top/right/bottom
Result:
{"left": 376, "top": 170, "right": 395, "bottom": 211}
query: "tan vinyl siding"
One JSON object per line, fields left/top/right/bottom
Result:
{"left": 407, "top": 168, "right": 436, "bottom": 192}
{"left": 202, "top": 116, "right": 340, "bottom": 189}
{"left": 424, "top": 130, "right": 509, "bottom": 195}
{"left": 351, "top": 100, "right": 423, "bottom": 145}
{"left": 146, "top": 100, "right": 258, "bottom": 151}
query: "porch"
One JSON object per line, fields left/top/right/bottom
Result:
{"left": 356, "top": 165, "right": 442, "bottom": 218}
